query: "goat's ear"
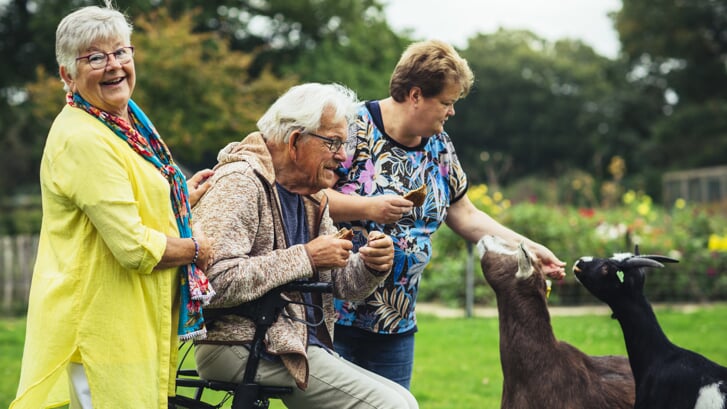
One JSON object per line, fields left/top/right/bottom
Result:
{"left": 515, "top": 241, "right": 534, "bottom": 279}
{"left": 476, "top": 236, "right": 488, "bottom": 259}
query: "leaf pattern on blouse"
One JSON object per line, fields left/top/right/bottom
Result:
{"left": 334, "top": 103, "right": 468, "bottom": 334}
{"left": 370, "top": 287, "right": 411, "bottom": 332}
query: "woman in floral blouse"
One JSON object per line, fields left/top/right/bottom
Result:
{"left": 327, "top": 39, "right": 566, "bottom": 389}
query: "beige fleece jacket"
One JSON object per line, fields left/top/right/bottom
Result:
{"left": 191, "top": 132, "right": 388, "bottom": 389}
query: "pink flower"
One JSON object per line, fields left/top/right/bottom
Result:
{"left": 360, "top": 159, "right": 377, "bottom": 194}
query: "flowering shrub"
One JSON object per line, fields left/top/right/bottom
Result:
{"left": 421, "top": 184, "right": 727, "bottom": 306}
{"left": 708, "top": 234, "right": 727, "bottom": 252}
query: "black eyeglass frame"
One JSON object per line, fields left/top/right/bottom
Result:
{"left": 75, "top": 46, "right": 135, "bottom": 70}
{"left": 306, "top": 132, "right": 344, "bottom": 152}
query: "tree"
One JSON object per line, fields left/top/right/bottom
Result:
{"left": 617, "top": 0, "right": 727, "bottom": 105}
{"left": 280, "top": 10, "right": 409, "bottom": 100}
{"left": 0, "top": 0, "right": 406, "bottom": 191}
{"left": 23, "top": 8, "right": 293, "bottom": 182}
{"left": 616, "top": 0, "right": 727, "bottom": 175}
{"left": 449, "top": 29, "right": 624, "bottom": 188}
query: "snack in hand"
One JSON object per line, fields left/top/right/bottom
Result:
{"left": 334, "top": 227, "right": 354, "bottom": 240}
{"left": 403, "top": 184, "right": 427, "bottom": 207}
{"left": 368, "top": 231, "right": 386, "bottom": 241}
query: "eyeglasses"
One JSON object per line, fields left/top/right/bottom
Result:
{"left": 76, "top": 46, "right": 135, "bottom": 70}
{"left": 306, "top": 132, "right": 344, "bottom": 152}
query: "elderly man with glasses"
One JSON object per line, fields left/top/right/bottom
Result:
{"left": 190, "top": 83, "right": 418, "bottom": 409}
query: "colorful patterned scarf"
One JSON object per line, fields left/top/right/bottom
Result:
{"left": 67, "top": 92, "right": 214, "bottom": 340}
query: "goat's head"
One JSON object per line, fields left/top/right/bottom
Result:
{"left": 572, "top": 248, "right": 678, "bottom": 304}
{"left": 477, "top": 235, "right": 549, "bottom": 298}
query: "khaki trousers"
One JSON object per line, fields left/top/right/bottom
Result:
{"left": 195, "top": 344, "right": 418, "bottom": 409}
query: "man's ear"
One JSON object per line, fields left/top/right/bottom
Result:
{"left": 288, "top": 129, "right": 302, "bottom": 160}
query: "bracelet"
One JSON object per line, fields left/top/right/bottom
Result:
{"left": 191, "top": 237, "right": 199, "bottom": 264}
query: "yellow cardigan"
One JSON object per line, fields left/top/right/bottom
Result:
{"left": 12, "top": 105, "right": 180, "bottom": 409}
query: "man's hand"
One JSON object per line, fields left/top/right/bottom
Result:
{"left": 304, "top": 234, "right": 354, "bottom": 269}
{"left": 359, "top": 231, "right": 394, "bottom": 273}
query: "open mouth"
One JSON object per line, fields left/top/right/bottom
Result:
{"left": 101, "top": 77, "right": 124, "bottom": 86}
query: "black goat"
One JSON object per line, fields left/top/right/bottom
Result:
{"left": 477, "top": 235, "right": 635, "bottom": 409}
{"left": 573, "top": 250, "right": 727, "bottom": 409}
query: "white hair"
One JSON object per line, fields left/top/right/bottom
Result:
{"left": 55, "top": 1, "right": 132, "bottom": 90}
{"left": 257, "top": 83, "right": 359, "bottom": 143}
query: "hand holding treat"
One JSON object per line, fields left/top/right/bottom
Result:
{"left": 334, "top": 227, "right": 354, "bottom": 240}
{"left": 358, "top": 230, "right": 394, "bottom": 274}
{"left": 403, "top": 184, "right": 427, "bottom": 207}
{"left": 304, "top": 229, "right": 354, "bottom": 268}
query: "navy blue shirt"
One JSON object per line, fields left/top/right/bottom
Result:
{"left": 276, "top": 183, "right": 329, "bottom": 352}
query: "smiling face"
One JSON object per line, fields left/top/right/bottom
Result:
{"left": 290, "top": 107, "right": 348, "bottom": 193}
{"left": 62, "top": 38, "right": 135, "bottom": 119}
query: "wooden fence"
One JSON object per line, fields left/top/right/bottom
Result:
{"left": 1, "top": 235, "right": 38, "bottom": 315}
{"left": 663, "top": 165, "right": 727, "bottom": 206}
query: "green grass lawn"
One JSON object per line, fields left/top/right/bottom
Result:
{"left": 3, "top": 304, "right": 727, "bottom": 408}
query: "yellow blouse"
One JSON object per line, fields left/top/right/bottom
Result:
{"left": 12, "top": 105, "right": 180, "bottom": 409}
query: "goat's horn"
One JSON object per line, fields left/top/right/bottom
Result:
{"left": 639, "top": 255, "right": 679, "bottom": 264}
{"left": 621, "top": 257, "right": 665, "bottom": 270}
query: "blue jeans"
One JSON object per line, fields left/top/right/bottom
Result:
{"left": 333, "top": 324, "right": 415, "bottom": 390}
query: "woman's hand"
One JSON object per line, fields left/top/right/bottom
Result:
{"left": 156, "top": 226, "right": 214, "bottom": 271}
{"left": 359, "top": 231, "right": 394, "bottom": 273}
{"left": 526, "top": 241, "right": 566, "bottom": 280}
{"left": 187, "top": 169, "right": 214, "bottom": 207}
{"left": 192, "top": 224, "right": 214, "bottom": 271}
{"left": 365, "top": 195, "right": 412, "bottom": 224}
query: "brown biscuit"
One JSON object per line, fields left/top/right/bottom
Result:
{"left": 403, "top": 184, "right": 427, "bottom": 207}
{"left": 334, "top": 227, "right": 354, "bottom": 240}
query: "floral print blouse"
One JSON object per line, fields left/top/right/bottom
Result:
{"left": 334, "top": 101, "right": 468, "bottom": 334}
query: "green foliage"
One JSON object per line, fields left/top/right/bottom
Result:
{"left": 424, "top": 184, "right": 727, "bottom": 307}
{"left": 280, "top": 7, "right": 409, "bottom": 100}
{"left": 649, "top": 100, "right": 727, "bottom": 170}
{"left": 7, "top": 306, "right": 727, "bottom": 408}
{"left": 2, "top": 0, "right": 726, "bottom": 201}
{"left": 131, "top": 9, "right": 294, "bottom": 167}
{"left": 283, "top": 32, "right": 401, "bottom": 101}
{"left": 449, "top": 29, "right": 627, "bottom": 186}
{"left": 23, "top": 8, "right": 294, "bottom": 172}
{"left": 0, "top": 194, "right": 42, "bottom": 235}
{"left": 0, "top": 0, "right": 403, "bottom": 192}
{"left": 617, "top": 0, "right": 727, "bottom": 105}
{"left": 615, "top": 0, "right": 727, "bottom": 182}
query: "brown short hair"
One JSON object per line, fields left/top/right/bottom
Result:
{"left": 389, "top": 40, "right": 474, "bottom": 102}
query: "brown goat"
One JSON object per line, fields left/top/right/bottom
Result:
{"left": 477, "top": 235, "right": 635, "bottom": 409}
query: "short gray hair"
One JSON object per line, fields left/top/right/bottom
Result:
{"left": 257, "top": 83, "right": 359, "bottom": 143}
{"left": 56, "top": 2, "right": 132, "bottom": 89}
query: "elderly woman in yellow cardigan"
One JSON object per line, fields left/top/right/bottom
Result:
{"left": 11, "top": 3, "right": 214, "bottom": 408}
